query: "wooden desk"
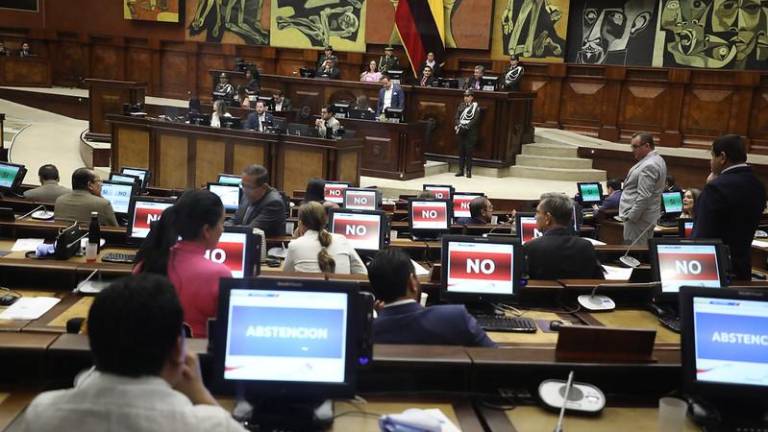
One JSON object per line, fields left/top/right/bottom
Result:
{"left": 216, "top": 71, "right": 536, "bottom": 169}
{"left": 85, "top": 79, "right": 145, "bottom": 142}
{"left": 0, "top": 56, "right": 51, "bottom": 87}
{"left": 502, "top": 406, "right": 698, "bottom": 432}
{"left": 109, "top": 114, "right": 362, "bottom": 194}
{"left": 0, "top": 390, "right": 39, "bottom": 430}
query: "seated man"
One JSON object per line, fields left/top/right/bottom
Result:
{"left": 317, "top": 57, "right": 340, "bottom": 79}
{"left": 368, "top": 248, "right": 496, "bottom": 347}
{"left": 243, "top": 100, "right": 273, "bottom": 132}
{"left": 20, "top": 274, "right": 247, "bottom": 431}
{"left": 54, "top": 168, "right": 118, "bottom": 226}
{"left": 375, "top": 74, "right": 405, "bottom": 117}
{"left": 463, "top": 65, "right": 484, "bottom": 91}
{"left": 231, "top": 164, "right": 287, "bottom": 237}
{"left": 23, "top": 164, "right": 70, "bottom": 202}
{"left": 524, "top": 193, "right": 604, "bottom": 280}
{"left": 595, "top": 178, "right": 622, "bottom": 212}
{"left": 315, "top": 106, "right": 340, "bottom": 139}
{"left": 456, "top": 196, "right": 492, "bottom": 225}
{"left": 272, "top": 90, "right": 292, "bottom": 112}
{"left": 417, "top": 65, "right": 437, "bottom": 87}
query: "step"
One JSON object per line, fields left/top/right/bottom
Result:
{"left": 424, "top": 160, "right": 449, "bottom": 177}
{"left": 515, "top": 154, "right": 593, "bottom": 169}
{"left": 522, "top": 143, "right": 578, "bottom": 158}
{"left": 445, "top": 162, "right": 509, "bottom": 178}
{"left": 507, "top": 165, "right": 606, "bottom": 182}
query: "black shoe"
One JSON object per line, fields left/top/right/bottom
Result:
{"left": 466, "top": 171, "right": 472, "bottom": 178}
{"left": 455, "top": 171, "right": 464, "bottom": 177}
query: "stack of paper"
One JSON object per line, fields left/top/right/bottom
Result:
{"left": 0, "top": 297, "right": 60, "bottom": 320}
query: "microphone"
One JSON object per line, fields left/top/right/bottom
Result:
{"left": 18, "top": 205, "right": 44, "bottom": 220}
{"left": 553, "top": 371, "right": 574, "bottom": 432}
{"left": 577, "top": 281, "right": 661, "bottom": 311}
{"left": 619, "top": 220, "right": 658, "bottom": 268}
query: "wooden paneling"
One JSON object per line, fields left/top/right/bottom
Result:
{"left": 0, "top": 57, "right": 50, "bottom": 87}
{"left": 194, "top": 138, "right": 226, "bottom": 186}
{"left": 90, "top": 43, "right": 121, "bottom": 81}
{"left": 115, "top": 127, "right": 150, "bottom": 170}
{"left": 125, "top": 45, "right": 153, "bottom": 87}
{"left": 156, "top": 133, "right": 189, "bottom": 188}
{"left": 160, "top": 45, "right": 190, "bottom": 99}
{"left": 338, "top": 151, "right": 359, "bottom": 184}
{"left": 232, "top": 143, "right": 266, "bottom": 173}
{"left": 278, "top": 146, "right": 325, "bottom": 197}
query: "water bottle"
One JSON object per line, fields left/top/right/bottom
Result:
{"left": 86, "top": 212, "right": 100, "bottom": 262}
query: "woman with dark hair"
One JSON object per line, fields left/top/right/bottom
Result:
{"left": 134, "top": 189, "right": 231, "bottom": 337}
{"left": 681, "top": 188, "right": 701, "bottom": 219}
{"left": 303, "top": 178, "right": 339, "bottom": 208}
{"left": 284, "top": 202, "right": 366, "bottom": 274}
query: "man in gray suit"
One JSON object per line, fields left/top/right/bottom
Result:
{"left": 23, "top": 164, "right": 70, "bottom": 203}
{"left": 54, "top": 168, "right": 118, "bottom": 226}
{"left": 231, "top": 164, "right": 287, "bottom": 237}
{"left": 619, "top": 132, "right": 667, "bottom": 243}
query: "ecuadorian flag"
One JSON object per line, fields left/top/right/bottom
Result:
{"left": 394, "top": 0, "right": 446, "bottom": 77}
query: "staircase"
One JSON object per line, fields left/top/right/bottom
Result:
{"left": 508, "top": 140, "right": 607, "bottom": 182}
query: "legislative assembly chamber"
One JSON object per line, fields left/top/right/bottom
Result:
{"left": 0, "top": 0, "right": 766, "bottom": 431}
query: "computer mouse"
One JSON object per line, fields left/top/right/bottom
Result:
{"left": 0, "top": 294, "right": 18, "bottom": 306}
{"left": 549, "top": 320, "right": 564, "bottom": 331}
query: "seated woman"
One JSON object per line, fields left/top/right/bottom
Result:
{"left": 210, "top": 100, "right": 231, "bottom": 128}
{"left": 284, "top": 201, "right": 367, "bottom": 275}
{"left": 360, "top": 60, "right": 381, "bottom": 82}
{"left": 303, "top": 177, "right": 339, "bottom": 209}
{"left": 681, "top": 188, "right": 701, "bottom": 219}
{"left": 133, "top": 190, "right": 231, "bottom": 337}
{"left": 236, "top": 85, "right": 251, "bottom": 109}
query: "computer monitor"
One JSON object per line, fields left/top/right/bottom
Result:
{"left": 207, "top": 182, "right": 241, "bottom": 213}
{"left": 649, "top": 239, "right": 728, "bottom": 298}
{"left": 188, "top": 111, "right": 211, "bottom": 126}
{"left": 387, "top": 70, "right": 404, "bottom": 83}
{"left": 0, "top": 162, "right": 26, "bottom": 192}
{"left": 324, "top": 181, "right": 351, "bottom": 205}
{"left": 213, "top": 278, "right": 359, "bottom": 398}
{"left": 328, "top": 209, "right": 387, "bottom": 252}
{"left": 515, "top": 212, "right": 543, "bottom": 244}
{"left": 109, "top": 172, "right": 141, "bottom": 190}
{"left": 440, "top": 235, "right": 522, "bottom": 303}
{"left": 217, "top": 173, "right": 242, "bottom": 186}
{"left": 331, "top": 103, "right": 350, "bottom": 118}
{"left": 577, "top": 182, "right": 603, "bottom": 205}
{"left": 662, "top": 191, "right": 684, "bottom": 217}
{"left": 422, "top": 184, "right": 454, "bottom": 201}
{"left": 286, "top": 123, "right": 315, "bottom": 137}
{"left": 342, "top": 188, "right": 380, "bottom": 211}
{"left": 452, "top": 192, "right": 485, "bottom": 219}
{"left": 206, "top": 226, "right": 259, "bottom": 278}
{"left": 408, "top": 199, "right": 451, "bottom": 239}
{"left": 299, "top": 67, "right": 316, "bottom": 78}
{"left": 120, "top": 167, "right": 151, "bottom": 190}
{"left": 679, "top": 219, "right": 694, "bottom": 238}
{"left": 680, "top": 286, "right": 768, "bottom": 405}
{"left": 100, "top": 180, "right": 135, "bottom": 216}
{"left": 126, "top": 196, "right": 175, "bottom": 242}
{"left": 438, "top": 78, "right": 459, "bottom": 89}
{"left": 480, "top": 75, "right": 498, "bottom": 91}
{"left": 220, "top": 116, "right": 242, "bottom": 129}
{"left": 384, "top": 107, "right": 403, "bottom": 123}
{"left": 347, "top": 109, "right": 375, "bottom": 121}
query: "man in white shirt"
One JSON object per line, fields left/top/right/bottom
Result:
{"left": 315, "top": 106, "right": 341, "bottom": 139}
{"left": 244, "top": 100, "right": 274, "bottom": 131}
{"left": 20, "top": 274, "right": 247, "bottom": 432}
{"left": 375, "top": 74, "right": 404, "bottom": 117}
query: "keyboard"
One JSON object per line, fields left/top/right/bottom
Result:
{"left": 658, "top": 219, "right": 678, "bottom": 227}
{"left": 658, "top": 315, "right": 681, "bottom": 333}
{"left": 475, "top": 315, "right": 538, "bottom": 333}
{"left": 101, "top": 252, "right": 136, "bottom": 264}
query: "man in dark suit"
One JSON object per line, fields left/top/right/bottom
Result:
{"left": 463, "top": 65, "right": 484, "bottom": 91}
{"left": 316, "top": 45, "right": 336, "bottom": 70}
{"left": 524, "top": 193, "right": 605, "bottom": 280}
{"left": 243, "top": 100, "right": 274, "bottom": 131}
{"left": 231, "top": 164, "right": 287, "bottom": 237}
{"left": 456, "top": 196, "right": 492, "bottom": 225}
{"left": 272, "top": 90, "right": 292, "bottom": 112}
{"left": 693, "top": 134, "right": 766, "bottom": 280}
{"left": 417, "top": 51, "right": 441, "bottom": 77}
{"left": 317, "top": 57, "right": 341, "bottom": 79}
{"left": 454, "top": 90, "right": 480, "bottom": 178}
{"left": 375, "top": 74, "right": 405, "bottom": 117}
{"left": 417, "top": 65, "right": 437, "bottom": 87}
{"left": 368, "top": 248, "right": 496, "bottom": 347}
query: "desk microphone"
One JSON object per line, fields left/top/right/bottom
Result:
{"left": 577, "top": 281, "right": 661, "bottom": 311}
{"left": 553, "top": 371, "right": 574, "bottom": 432}
{"left": 619, "top": 220, "right": 658, "bottom": 268}
{"left": 18, "top": 205, "right": 44, "bottom": 220}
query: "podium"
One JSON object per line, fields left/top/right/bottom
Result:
{"left": 85, "top": 79, "right": 146, "bottom": 142}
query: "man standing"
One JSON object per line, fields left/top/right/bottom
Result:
{"left": 525, "top": 193, "right": 604, "bottom": 280}
{"left": 232, "top": 164, "right": 287, "bottom": 237}
{"left": 243, "top": 100, "right": 273, "bottom": 132}
{"left": 315, "top": 106, "right": 341, "bottom": 139}
{"left": 463, "top": 65, "right": 484, "bottom": 91}
{"left": 619, "top": 132, "right": 667, "bottom": 244}
{"left": 500, "top": 55, "right": 524, "bottom": 91}
{"left": 454, "top": 90, "right": 480, "bottom": 178}
{"left": 23, "top": 164, "right": 70, "bottom": 202}
{"left": 378, "top": 46, "right": 401, "bottom": 74}
{"left": 693, "top": 134, "right": 766, "bottom": 280}
{"left": 54, "top": 168, "right": 118, "bottom": 226}
{"left": 375, "top": 74, "right": 404, "bottom": 117}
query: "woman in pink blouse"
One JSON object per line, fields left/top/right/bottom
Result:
{"left": 133, "top": 190, "right": 231, "bottom": 337}
{"left": 360, "top": 60, "right": 382, "bottom": 82}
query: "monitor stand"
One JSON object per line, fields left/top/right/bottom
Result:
{"left": 692, "top": 397, "right": 768, "bottom": 430}
{"left": 241, "top": 397, "right": 334, "bottom": 431}
{"left": 464, "top": 301, "right": 500, "bottom": 317}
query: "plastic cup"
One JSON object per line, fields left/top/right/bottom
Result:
{"left": 658, "top": 397, "right": 687, "bottom": 432}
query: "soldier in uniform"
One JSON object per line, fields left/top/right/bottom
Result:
{"left": 378, "top": 46, "right": 401, "bottom": 74}
{"left": 500, "top": 55, "right": 524, "bottom": 91}
{"left": 454, "top": 90, "right": 481, "bottom": 178}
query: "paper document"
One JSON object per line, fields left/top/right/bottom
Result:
{"left": 411, "top": 260, "right": 431, "bottom": 276}
{"left": 0, "top": 297, "right": 60, "bottom": 320}
{"left": 752, "top": 240, "right": 768, "bottom": 249}
{"left": 11, "top": 238, "right": 44, "bottom": 252}
{"left": 583, "top": 237, "right": 606, "bottom": 246}
{"left": 602, "top": 265, "right": 633, "bottom": 281}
